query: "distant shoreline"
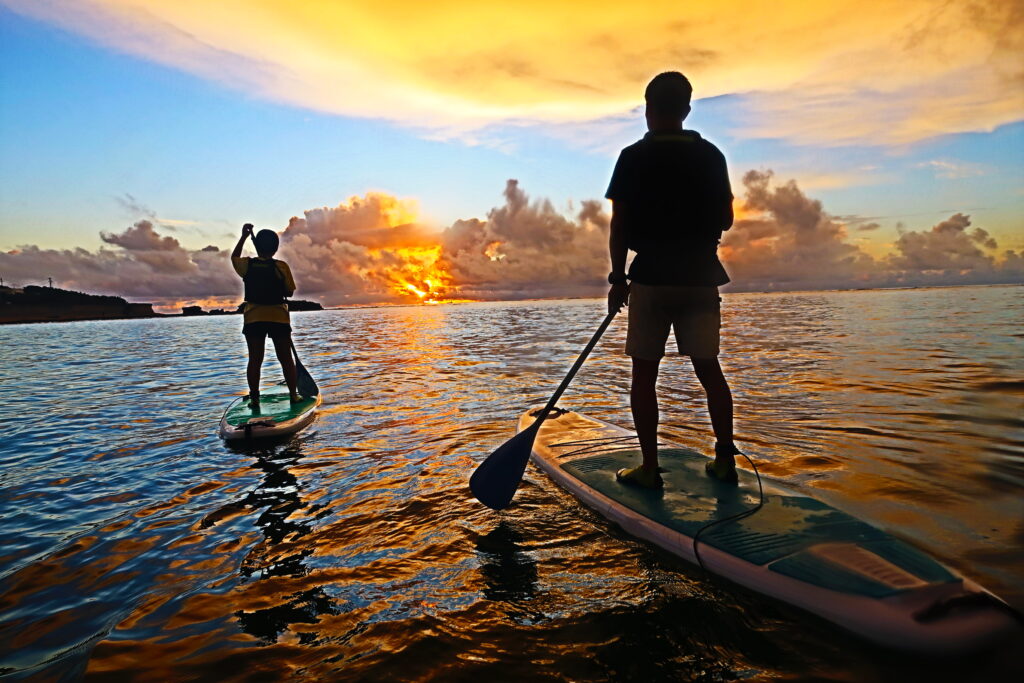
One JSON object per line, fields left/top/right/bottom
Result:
{"left": 0, "top": 285, "right": 323, "bottom": 326}
{"left": 0, "top": 308, "right": 327, "bottom": 326}
{"left": 2, "top": 282, "right": 1018, "bottom": 326}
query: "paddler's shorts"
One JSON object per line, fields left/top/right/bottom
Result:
{"left": 242, "top": 321, "right": 291, "bottom": 340}
{"left": 626, "top": 283, "right": 721, "bottom": 360}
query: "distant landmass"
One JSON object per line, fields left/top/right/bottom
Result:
{"left": 1, "top": 285, "right": 158, "bottom": 324}
{"left": 182, "top": 300, "right": 324, "bottom": 316}
{"left": 1, "top": 285, "right": 323, "bottom": 325}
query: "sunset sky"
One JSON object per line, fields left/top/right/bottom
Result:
{"left": 1, "top": 0, "right": 1022, "bottom": 307}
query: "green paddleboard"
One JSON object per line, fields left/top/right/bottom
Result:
{"left": 219, "top": 387, "right": 320, "bottom": 440}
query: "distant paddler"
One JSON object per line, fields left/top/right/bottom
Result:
{"left": 231, "top": 223, "right": 300, "bottom": 409}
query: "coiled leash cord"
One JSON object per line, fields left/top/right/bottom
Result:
{"left": 692, "top": 450, "right": 764, "bottom": 574}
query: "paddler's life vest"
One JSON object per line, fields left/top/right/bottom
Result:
{"left": 243, "top": 258, "right": 286, "bottom": 305}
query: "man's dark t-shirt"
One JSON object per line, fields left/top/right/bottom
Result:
{"left": 605, "top": 130, "right": 733, "bottom": 286}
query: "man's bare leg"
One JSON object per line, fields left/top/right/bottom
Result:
{"left": 691, "top": 356, "right": 736, "bottom": 467}
{"left": 631, "top": 356, "right": 661, "bottom": 471}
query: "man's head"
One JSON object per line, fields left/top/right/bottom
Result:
{"left": 645, "top": 72, "right": 692, "bottom": 130}
{"left": 254, "top": 229, "right": 280, "bottom": 257}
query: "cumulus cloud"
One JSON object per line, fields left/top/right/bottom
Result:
{"left": 275, "top": 182, "right": 609, "bottom": 304}
{"left": 889, "top": 214, "right": 999, "bottom": 273}
{"left": 438, "top": 180, "right": 609, "bottom": 299}
{"left": 0, "top": 181, "right": 609, "bottom": 307}
{"left": 721, "top": 173, "right": 1024, "bottom": 291}
{"left": 1, "top": 178, "right": 1020, "bottom": 309}
{"left": 277, "top": 193, "right": 453, "bottom": 305}
{"left": 719, "top": 171, "right": 878, "bottom": 290}
{"left": 0, "top": 220, "right": 239, "bottom": 308}
{"left": 101, "top": 220, "right": 181, "bottom": 252}
{"left": 4, "top": 0, "right": 1021, "bottom": 146}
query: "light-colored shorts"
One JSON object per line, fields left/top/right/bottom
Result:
{"left": 626, "top": 283, "right": 721, "bottom": 360}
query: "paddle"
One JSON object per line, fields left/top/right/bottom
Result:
{"left": 469, "top": 309, "right": 618, "bottom": 510}
{"left": 292, "top": 341, "right": 320, "bottom": 397}
{"left": 249, "top": 231, "right": 320, "bottom": 397}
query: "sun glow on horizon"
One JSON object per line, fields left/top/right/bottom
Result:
{"left": 371, "top": 245, "right": 469, "bottom": 304}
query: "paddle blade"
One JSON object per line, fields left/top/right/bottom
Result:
{"left": 469, "top": 425, "right": 538, "bottom": 510}
{"left": 290, "top": 340, "right": 319, "bottom": 397}
{"left": 296, "top": 359, "right": 319, "bottom": 397}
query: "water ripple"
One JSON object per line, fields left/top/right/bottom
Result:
{"left": 1, "top": 286, "right": 1022, "bottom": 680}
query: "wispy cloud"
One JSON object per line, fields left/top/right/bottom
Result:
{"left": 915, "top": 159, "right": 987, "bottom": 179}
{"left": 114, "top": 193, "right": 155, "bottom": 220}
{"left": 786, "top": 170, "right": 884, "bottom": 191}
{"left": 113, "top": 193, "right": 201, "bottom": 231}
{"left": 154, "top": 218, "right": 202, "bottom": 228}
{"left": 4, "top": 0, "right": 1021, "bottom": 146}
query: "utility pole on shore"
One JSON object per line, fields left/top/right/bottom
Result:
{"left": 48, "top": 277, "right": 54, "bottom": 288}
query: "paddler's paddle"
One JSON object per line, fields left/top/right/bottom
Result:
{"left": 470, "top": 309, "right": 618, "bottom": 510}
{"left": 292, "top": 341, "right": 319, "bottom": 397}
{"left": 249, "top": 230, "right": 320, "bottom": 398}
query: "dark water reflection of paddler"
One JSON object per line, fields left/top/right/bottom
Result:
{"left": 230, "top": 443, "right": 339, "bottom": 643}
{"left": 476, "top": 521, "right": 539, "bottom": 603}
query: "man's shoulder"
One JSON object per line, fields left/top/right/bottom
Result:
{"left": 615, "top": 138, "right": 646, "bottom": 159}
{"left": 689, "top": 133, "right": 726, "bottom": 161}
{"left": 700, "top": 137, "right": 725, "bottom": 154}
{"left": 611, "top": 139, "right": 652, "bottom": 176}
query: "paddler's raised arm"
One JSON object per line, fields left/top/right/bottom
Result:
{"left": 232, "top": 223, "right": 254, "bottom": 259}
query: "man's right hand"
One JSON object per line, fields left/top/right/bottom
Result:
{"left": 608, "top": 283, "right": 629, "bottom": 315}
{"left": 242, "top": 223, "right": 254, "bottom": 236}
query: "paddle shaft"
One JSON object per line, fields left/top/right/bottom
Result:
{"left": 532, "top": 309, "right": 617, "bottom": 428}
{"left": 468, "top": 308, "right": 619, "bottom": 509}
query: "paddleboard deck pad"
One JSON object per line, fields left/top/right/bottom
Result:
{"left": 520, "top": 407, "right": 1018, "bottom": 654}
{"left": 219, "top": 388, "right": 321, "bottom": 441}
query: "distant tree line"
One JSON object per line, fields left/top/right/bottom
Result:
{"left": 1, "top": 285, "right": 128, "bottom": 306}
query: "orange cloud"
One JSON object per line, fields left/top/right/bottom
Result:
{"left": 1, "top": 178, "right": 1021, "bottom": 306}
{"left": 4, "top": 0, "right": 1020, "bottom": 145}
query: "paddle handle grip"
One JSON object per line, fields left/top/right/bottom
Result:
{"left": 535, "top": 309, "right": 617, "bottom": 425}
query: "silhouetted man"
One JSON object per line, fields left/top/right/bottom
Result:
{"left": 606, "top": 71, "right": 740, "bottom": 489}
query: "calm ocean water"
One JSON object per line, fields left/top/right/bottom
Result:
{"left": 1, "top": 285, "right": 1022, "bottom": 681}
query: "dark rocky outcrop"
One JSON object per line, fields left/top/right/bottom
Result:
{"left": 1, "top": 286, "right": 159, "bottom": 324}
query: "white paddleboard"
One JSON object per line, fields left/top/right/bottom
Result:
{"left": 521, "top": 407, "right": 1019, "bottom": 654}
